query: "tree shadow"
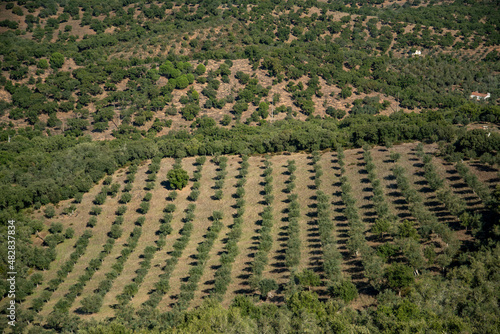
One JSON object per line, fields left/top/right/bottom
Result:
{"left": 470, "top": 163, "right": 497, "bottom": 173}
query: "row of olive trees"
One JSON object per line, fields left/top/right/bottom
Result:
{"left": 46, "top": 172, "right": 126, "bottom": 318}
{"left": 41, "top": 229, "right": 95, "bottom": 331}
{"left": 76, "top": 164, "right": 142, "bottom": 314}
{"left": 141, "top": 204, "right": 196, "bottom": 310}
{"left": 392, "top": 164, "right": 459, "bottom": 271}
{"left": 145, "top": 157, "right": 162, "bottom": 191}
{"left": 285, "top": 160, "right": 301, "bottom": 270}
{"left": 89, "top": 171, "right": 127, "bottom": 218}
{"left": 118, "top": 164, "right": 137, "bottom": 205}
{"left": 212, "top": 155, "right": 228, "bottom": 200}
{"left": 114, "top": 159, "right": 166, "bottom": 308}
{"left": 363, "top": 148, "right": 397, "bottom": 240}
{"left": 58, "top": 236, "right": 113, "bottom": 314}
{"left": 314, "top": 150, "right": 343, "bottom": 285}
{"left": 455, "top": 161, "right": 493, "bottom": 206}
{"left": 176, "top": 210, "right": 224, "bottom": 311}
{"left": 193, "top": 156, "right": 206, "bottom": 182}
{"left": 76, "top": 164, "right": 141, "bottom": 316}
{"left": 42, "top": 221, "right": 74, "bottom": 250}
{"left": 249, "top": 156, "right": 274, "bottom": 290}
{"left": 338, "top": 148, "right": 385, "bottom": 290}
{"left": 92, "top": 181, "right": 120, "bottom": 206}
{"left": 81, "top": 227, "right": 142, "bottom": 314}
{"left": 186, "top": 155, "right": 207, "bottom": 201}
{"left": 137, "top": 198, "right": 179, "bottom": 309}
{"left": 138, "top": 159, "right": 194, "bottom": 310}
{"left": 187, "top": 156, "right": 208, "bottom": 201}
{"left": 136, "top": 159, "right": 193, "bottom": 309}
{"left": 289, "top": 151, "right": 355, "bottom": 300}
{"left": 315, "top": 157, "right": 358, "bottom": 304}
{"left": 358, "top": 147, "right": 399, "bottom": 289}
{"left": 415, "top": 145, "right": 481, "bottom": 232}
{"left": 211, "top": 155, "right": 249, "bottom": 299}
{"left": 311, "top": 152, "right": 323, "bottom": 190}
{"left": 315, "top": 188, "right": 343, "bottom": 282}
{"left": 337, "top": 149, "right": 365, "bottom": 258}
{"left": 30, "top": 230, "right": 92, "bottom": 313}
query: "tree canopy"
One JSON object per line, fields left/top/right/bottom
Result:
{"left": 167, "top": 167, "right": 189, "bottom": 190}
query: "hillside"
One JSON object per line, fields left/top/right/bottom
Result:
{"left": 0, "top": 0, "right": 498, "bottom": 140}
{"left": 0, "top": 0, "right": 499, "bottom": 333}
{"left": 5, "top": 143, "right": 500, "bottom": 332}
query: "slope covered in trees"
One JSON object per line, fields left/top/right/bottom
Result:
{"left": 0, "top": 0, "right": 499, "bottom": 332}
{"left": 0, "top": 0, "right": 498, "bottom": 139}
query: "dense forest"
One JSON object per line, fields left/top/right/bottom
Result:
{"left": 0, "top": 0, "right": 499, "bottom": 333}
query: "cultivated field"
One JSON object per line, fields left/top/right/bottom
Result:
{"left": 19, "top": 143, "right": 498, "bottom": 325}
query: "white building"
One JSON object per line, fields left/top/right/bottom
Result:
{"left": 470, "top": 92, "right": 491, "bottom": 100}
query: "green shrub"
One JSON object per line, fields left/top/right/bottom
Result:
{"left": 168, "top": 167, "right": 189, "bottom": 190}
{"left": 44, "top": 205, "right": 56, "bottom": 218}
{"left": 328, "top": 280, "right": 358, "bottom": 303}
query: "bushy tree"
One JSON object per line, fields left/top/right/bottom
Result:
{"left": 221, "top": 114, "right": 232, "bottom": 126}
{"left": 195, "top": 64, "right": 206, "bottom": 75}
{"left": 87, "top": 217, "right": 97, "bottom": 228}
{"left": 44, "top": 205, "right": 56, "bottom": 218}
{"left": 167, "top": 167, "right": 189, "bottom": 190}
{"left": 50, "top": 52, "right": 65, "bottom": 69}
{"left": 340, "top": 86, "right": 352, "bottom": 99}
{"left": 168, "top": 191, "right": 178, "bottom": 201}
{"left": 136, "top": 216, "right": 146, "bottom": 226}
{"left": 90, "top": 206, "right": 102, "bottom": 216}
{"left": 295, "top": 269, "right": 321, "bottom": 290}
{"left": 371, "top": 218, "right": 391, "bottom": 240}
{"left": 328, "top": 279, "right": 358, "bottom": 303}
{"left": 109, "top": 225, "right": 123, "bottom": 239}
{"left": 38, "top": 59, "right": 49, "bottom": 69}
{"left": 176, "top": 75, "right": 190, "bottom": 89}
{"left": 390, "top": 152, "right": 401, "bottom": 162}
{"left": 73, "top": 192, "right": 83, "bottom": 203}
{"left": 49, "top": 222, "right": 63, "bottom": 234}
{"left": 181, "top": 103, "right": 200, "bottom": 121}
{"left": 385, "top": 263, "right": 414, "bottom": 295}
{"left": 258, "top": 279, "right": 278, "bottom": 300}
{"left": 80, "top": 294, "right": 103, "bottom": 314}
{"left": 139, "top": 202, "right": 150, "bottom": 214}
{"left": 116, "top": 205, "right": 127, "bottom": 216}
